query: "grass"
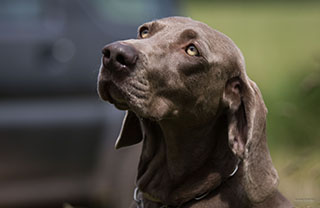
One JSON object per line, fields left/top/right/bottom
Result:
{"left": 273, "top": 149, "right": 320, "bottom": 207}
{"left": 184, "top": 1, "right": 320, "bottom": 207}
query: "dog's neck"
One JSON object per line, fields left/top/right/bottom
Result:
{"left": 136, "top": 113, "right": 239, "bottom": 206}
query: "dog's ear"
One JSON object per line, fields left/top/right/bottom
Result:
{"left": 115, "top": 111, "right": 143, "bottom": 149}
{"left": 223, "top": 73, "right": 279, "bottom": 203}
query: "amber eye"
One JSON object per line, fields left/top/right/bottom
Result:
{"left": 186, "top": 44, "right": 199, "bottom": 56}
{"left": 140, "top": 27, "right": 149, "bottom": 38}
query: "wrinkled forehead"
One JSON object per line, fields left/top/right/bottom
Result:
{"left": 145, "top": 16, "right": 207, "bottom": 29}
{"left": 138, "top": 17, "right": 242, "bottom": 63}
{"left": 138, "top": 17, "right": 214, "bottom": 40}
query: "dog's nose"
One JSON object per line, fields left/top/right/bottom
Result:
{"left": 102, "top": 42, "right": 138, "bottom": 71}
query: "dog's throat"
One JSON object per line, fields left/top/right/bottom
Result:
{"left": 136, "top": 116, "right": 238, "bottom": 206}
{"left": 134, "top": 161, "right": 239, "bottom": 207}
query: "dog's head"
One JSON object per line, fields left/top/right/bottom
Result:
{"left": 98, "top": 17, "right": 241, "bottom": 121}
{"left": 97, "top": 16, "right": 278, "bottom": 203}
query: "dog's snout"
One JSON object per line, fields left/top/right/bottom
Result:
{"left": 102, "top": 42, "right": 138, "bottom": 71}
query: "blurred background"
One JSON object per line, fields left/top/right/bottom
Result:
{"left": 0, "top": 0, "right": 319, "bottom": 208}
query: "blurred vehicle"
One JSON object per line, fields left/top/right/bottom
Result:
{"left": 0, "top": 0, "right": 179, "bottom": 207}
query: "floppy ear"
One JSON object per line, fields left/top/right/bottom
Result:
{"left": 115, "top": 111, "right": 143, "bottom": 149}
{"left": 223, "top": 74, "right": 279, "bottom": 203}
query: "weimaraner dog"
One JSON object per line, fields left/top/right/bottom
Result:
{"left": 97, "top": 17, "right": 292, "bottom": 208}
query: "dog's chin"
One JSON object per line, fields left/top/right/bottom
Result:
{"left": 113, "top": 102, "right": 129, "bottom": 110}
{"left": 103, "top": 92, "right": 130, "bottom": 111}
{"left": 99, "top": 81, "right": 175, "bottom": 120}
{"left": 98, "top": 81, "right": 129, "bottom": 110}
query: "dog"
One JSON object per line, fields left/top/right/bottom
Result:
{"left": 97, "top": 16, "right": 292, "bottom": 208}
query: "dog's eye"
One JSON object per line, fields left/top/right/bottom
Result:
{"left": 186, "top": 44, "right": 199, "bottom": 56}
{"left": 140, "top": 27, "right": 149, "bottom": 38}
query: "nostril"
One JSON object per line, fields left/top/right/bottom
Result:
{"left": 102, "top": 48, "right": 111, "bottom": 58}
{"left": 105, "top": 50, "right": 110, "bottom": 58}
{"left": 116, "top": 54, "right": 126, "bottom": 66}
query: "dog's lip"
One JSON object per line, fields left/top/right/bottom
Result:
{"left": 114, "top": 102, "right": 129, "bottom": 110}
{"left": 101, "top": 61, "right": 130, "bottom": 82}
{"left": 99, "top": 80, "right": 130, "bottom": 110}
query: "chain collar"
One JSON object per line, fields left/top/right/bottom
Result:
{"left": 134, "top": 160, "right": 240, "bottom": 208}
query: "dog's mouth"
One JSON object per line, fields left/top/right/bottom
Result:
{"left": 98, "top": 80, "right": 130, "bottom": 110}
